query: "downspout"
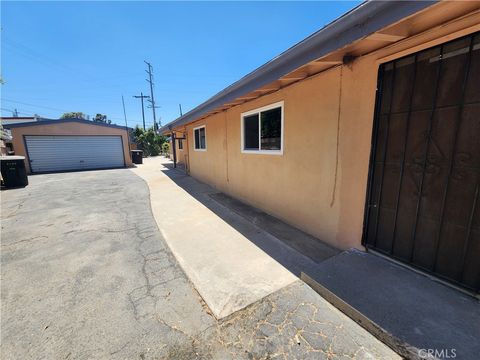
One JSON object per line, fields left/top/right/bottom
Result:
{"left": 224, "top": 111, "right": 229, "bottom": 183}
{"left": 171, "top": 131, "right": 177, "bottom": 168}
{"left": 184, "top": 126, "right": 190, "bottom": 175}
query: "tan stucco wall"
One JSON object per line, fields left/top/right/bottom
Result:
{"left": 10, "top": 122, "right": 132, "bottom": 174}
{"left": 178, "top": 14, "right": 480, "bottom": 250}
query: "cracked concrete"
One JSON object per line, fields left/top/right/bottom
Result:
{"left": 1, "top": 168, "right": 399, "bottom": 359}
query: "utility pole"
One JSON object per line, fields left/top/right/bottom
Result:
{"left": 121, "top": 95, "right": 131, "bottom": 153}
{"left": 133, "top": 92, "right": 150, "bottom": 130}
{"left": 144, "top": 60, "right": 160, "bottom": 131}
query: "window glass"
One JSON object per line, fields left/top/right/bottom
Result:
{"left": 194, "top": 127, "right": 206, "bottom": 150}
{"left": 260, "top": 107, "right": 281, "bottom": 150}
{"left": 178, "top": 139, "right": 183, "bottom": 150}
{"left": 244, "top": 114, "right": 259, "bottom": 150}
{"left": 194, "top": 129, "right": 200, "bottom": 149}
{"left": 199, "top": 127, "right": 206, "bottom": 149}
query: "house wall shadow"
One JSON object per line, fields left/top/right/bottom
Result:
{"left": 160, "top": 164, "right": 339, "bottom": 277}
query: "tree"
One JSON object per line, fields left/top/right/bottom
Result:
{"left": 93, "top": 113, "right": 112, "bottom": 124}
{"left": 61, "top": 112, "right": 86, "bottom": 120}
{"left": 132, "top": 126, "right": 166, "bottom": 157}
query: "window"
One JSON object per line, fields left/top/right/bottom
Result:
{"left": 193, "top": 125, "right": 206, "bottom": 151}
{"left": 241, "top": 101, "right": 283, "bottom": 154}
{"left": 178, "top": 139, "right": 183, "bottom": 150}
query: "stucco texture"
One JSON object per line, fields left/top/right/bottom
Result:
{"left": 172, "top": 13, "right": 480, "bottom": 251}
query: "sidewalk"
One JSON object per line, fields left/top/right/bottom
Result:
{"left": 130, "top": 156, "right": 400, "bottom": 359}
{"left": 132, "top": 157, "right": 301, "bottom": 319}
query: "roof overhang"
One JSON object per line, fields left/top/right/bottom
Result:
{"left": 160, "top": 0, "right": 437, "bottom": 134}
{"left": 5, "top": 118, "right": 131, "bottom": 131}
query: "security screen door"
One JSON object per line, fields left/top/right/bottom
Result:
{"left": 363, "top": 32, "right": 480, "bottom": 293}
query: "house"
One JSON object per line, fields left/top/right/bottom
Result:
{"left": 160, "top": 1, "right": 480, "bottom": 294}
{"left": 0, "top": 126, "right": 13, "bottom": 156}
{"left": 5, "top": 118, "right": 132, "bottom": 174}
{"left": 1, "top": 116, "right": 42, "bottom": 126}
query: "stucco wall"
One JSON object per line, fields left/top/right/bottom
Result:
{"left": 178, "top": 16, "right": 480, "bottom": 250}
{"left": 10, "top": 122, "right": 132, "bottom": 174}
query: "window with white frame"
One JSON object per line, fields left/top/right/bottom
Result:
{"left": 193, "top": 125, "right": 206, "bottom": 151}
{"left": 241, "top": 101, "right": 283, "bottom": 154}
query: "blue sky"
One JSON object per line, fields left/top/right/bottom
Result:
{"left": 1, "top": 1, "right": 359, "bottom": 129}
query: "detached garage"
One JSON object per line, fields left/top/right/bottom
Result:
{"left": 5, "top": 119, "right": 132, "bottom": 174}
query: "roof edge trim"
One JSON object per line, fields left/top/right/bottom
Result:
{"left": 160, "top": 0, "right": 436, "bottom": 133}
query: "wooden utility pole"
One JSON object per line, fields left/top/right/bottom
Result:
{"left": 121, "top": 95, "right": 131, "bottom": 153}
{"left": 133, "top": 92, "right": 150, "bottom": 130}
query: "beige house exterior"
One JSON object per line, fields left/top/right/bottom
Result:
{"left": 6, "top": 119, "right": 132, "bottom": 174}
{"left": 162, "top": 1, "right": 480, "bottom": 293}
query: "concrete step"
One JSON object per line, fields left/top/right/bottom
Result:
{"left": 301, "top": 249, "right": 480, "bottom": 360}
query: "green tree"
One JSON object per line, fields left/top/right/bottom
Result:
{"left": 161, "top": 141, "right": 170, "bottom": 156}
{"left": 60, "top": 112, "right": 86, "bottom": 120}
{"left": 93, "top": 113, "right": 112, "bottom": 124}
{"left": 132, "top": 126, "right": 166, "bottom": 157}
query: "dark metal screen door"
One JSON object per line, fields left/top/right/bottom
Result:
{"left": 363, "top": 32, "right": 480, "bottom": 294}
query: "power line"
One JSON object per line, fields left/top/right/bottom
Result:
{"left": 2, "top": 98, "right": 72, "bottom": 113}
{"left": 1, "top": 98, "right": 129, "bottom": 124}
{"left": 1, "top": 107, "right": 38, "bottom": 117}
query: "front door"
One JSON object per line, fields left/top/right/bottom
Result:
{"left": 364, "top": 32, "right": 480, "bottom": 293}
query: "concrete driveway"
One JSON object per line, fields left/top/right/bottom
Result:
{"left": 1, "top": 168, "right": 398, "bottom": 359}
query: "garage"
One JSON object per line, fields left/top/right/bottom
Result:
{"left": 4, "top": 119, "right": 132, "bottom": 174}
{"left": 25, "top": 135, "right": 125, "bottom": 173}
{"left": 364, "top": 32, "right": 479, "bottom": 293}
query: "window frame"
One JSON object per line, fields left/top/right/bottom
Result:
{"left": 240, "top": 101, "right": 284, "bottom": 155}
{"left": 178, "top": 138, "right": 183, "bottom": 150}
{"left": 193, "top": 125, "right": 207, "bottom": 151}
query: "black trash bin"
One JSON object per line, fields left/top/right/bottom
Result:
{"left": 1, "top": 156, "right": 28, "bottom": 188}
{"left": 131, "top": 150, "right": 143, "bottom": 164}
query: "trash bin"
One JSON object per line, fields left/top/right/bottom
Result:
{"left": 131, "top": 150, "right": 143, "bottom": 164}
{"left": 1, "top": 156, "right": 28, "bottom": 188}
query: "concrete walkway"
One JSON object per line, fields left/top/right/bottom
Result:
{"left": 303, "top": 249, "right": 480, "bottom": 360}
{"left": 1, "top": 167, "right": 399, "bottom": 359}
{"left": 132, "top": 157, "right": 316, "bottom": 319}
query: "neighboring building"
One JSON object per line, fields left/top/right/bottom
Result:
{"left": 0, "top": 126, "right": 13, "bottom": 156}
{"left": 160, "top": 1, "right": 480, "bottom": 294}
{"left": 0, "top": 116, "right": 45, "bottom": 126}
{"left": 5, "top": 118, "right": 132, "bottom": 174}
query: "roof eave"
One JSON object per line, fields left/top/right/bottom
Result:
{"left": 159, "top": 0, "right": 436, "bottom": 134}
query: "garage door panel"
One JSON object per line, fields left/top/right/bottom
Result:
{"left": 26, "top": 136, "right": 125, "bottom": 173}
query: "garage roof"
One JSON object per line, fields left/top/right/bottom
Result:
{"left": 5, "top": 118, "right": 130, "bottom": 130}
{"left": 159, "top": 0, "right": 436, "bottom": 134}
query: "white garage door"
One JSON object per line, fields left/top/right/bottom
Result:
{"left": 25, "top": 135, "right": 125, "bottom": 173}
